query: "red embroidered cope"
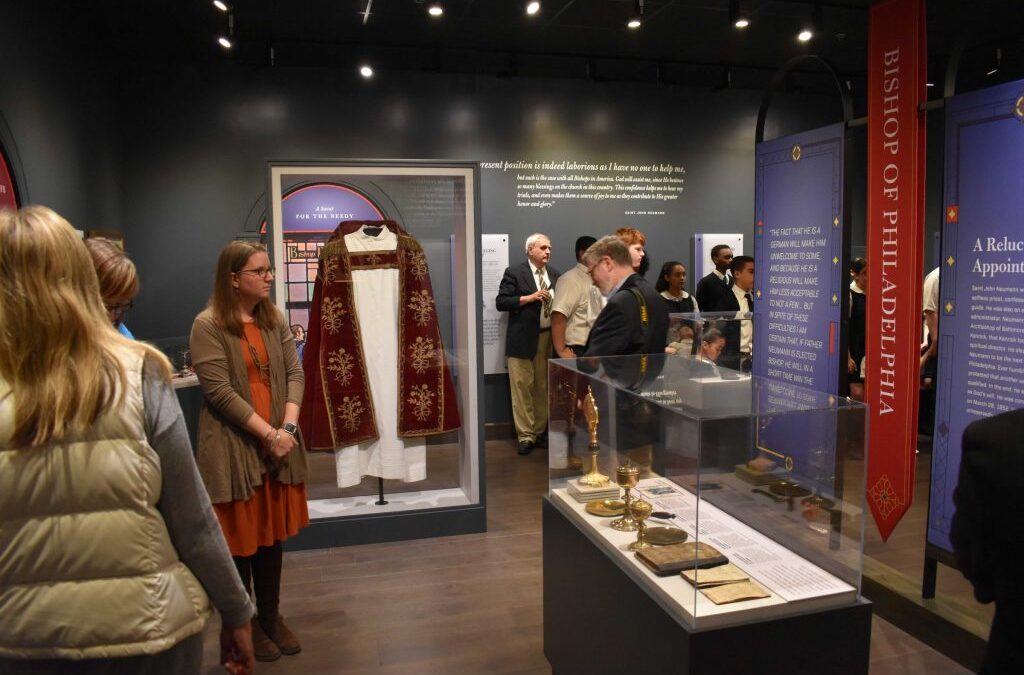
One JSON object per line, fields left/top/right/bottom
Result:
{"left": 300, "top": 221, "right": 461, "bottom": 449}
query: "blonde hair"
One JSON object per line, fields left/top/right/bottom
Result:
{"left": 84, "top": 237, "right": 139, "bottom": 305}
{"left": 0, "top": 206, "right": 171, "bottom": 449}
{"left": 209, "top": 240, "right": 278, "bottom": 336}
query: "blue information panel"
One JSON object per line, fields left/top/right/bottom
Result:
{"left": 754, "top": 123, "right": 845, "bottom": 393}
{"left": 753, "top": 124, "right": 845, "bottom": 492}
{"left": 927, "top": 79, "right": 1024, "bottom": 555}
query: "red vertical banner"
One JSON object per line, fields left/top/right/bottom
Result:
{"left": 865, "top": 0, "right": 927, "bottom": 540}
{"left": 0, "top": 144, "right": 17, "bottom": 210}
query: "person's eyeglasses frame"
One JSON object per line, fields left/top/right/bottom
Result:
{"left": 236, "top": 267, "right": 276, "bottom": 280}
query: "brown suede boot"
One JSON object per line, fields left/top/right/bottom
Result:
{"left": 251, "top": 617, "right": 281, "bottom": 662}
{"left": 261, "top": 614, "right": 301, "bottom": 655}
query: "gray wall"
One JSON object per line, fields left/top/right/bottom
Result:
{"left": 0, "top": 4, "right": 120, "bottom": 229}
{"left": 0, "top": 6, "right": 862, "bottom": 426}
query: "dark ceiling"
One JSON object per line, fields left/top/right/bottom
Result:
{"left": 71, "top": 1, "right": 1024, "bottom": 100}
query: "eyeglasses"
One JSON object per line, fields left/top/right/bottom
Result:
{"left": 586, "top": 257, "right": 610, "bottom": 278}
{"left": 236, "top": 267, "right": 275, "bottom": 279}
{"left": 105, "top": 301, "right": 133, "bottom": 315}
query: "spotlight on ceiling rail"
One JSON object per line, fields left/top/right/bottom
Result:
{"left": 526, "top": 2, "right": 541, "bottom": 16}
{"left": 359, "top": 64, "right": 374, "bottom": 79}
{"left": 213, "top": 1, "right": 230, "bottom": 12}
{"left": 627, "top": 1, "right": 644, "bottom": 30}
{"left": 428, "top": 3, "right": 444, "bottom": 18}
{"left": 729, "top": 1, "right": 750, "bottom": 29}
{"left": 798, "top": 5, "right": 821, "bottom": 43}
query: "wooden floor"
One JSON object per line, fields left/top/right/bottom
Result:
{"left": 862, "top": 439, "right": 994, "bottom": 632}
{"left": 200, "top": 438, "right": 979, "bottom": 674}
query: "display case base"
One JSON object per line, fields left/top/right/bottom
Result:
{"left": 286, "top": 504, "right": 486, "bottom": 551}
{"left": 543, "top": 496, "right": 871, "bottom": 675}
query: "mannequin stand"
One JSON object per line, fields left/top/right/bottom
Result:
{"left": 376, "top": 477, "right": 388, "bottom": 506}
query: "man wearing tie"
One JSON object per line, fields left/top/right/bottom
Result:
{"left": 496, "top": 233, "right": 560, "bottom": 455}
{"left": 695, "top": 244, "right": 734, "bottom": 313}
{"left": 715, "top": 255, "right": 755, "bottom": 371}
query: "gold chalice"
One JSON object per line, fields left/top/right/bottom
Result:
{"left": 610, "top": 462, "right": 640, "bottom": 532}
{"left": 628, "top": 499, "right": 653, "bottom": 551}
{"left": 578, "top": 386, "right": 609, "bottom": 487}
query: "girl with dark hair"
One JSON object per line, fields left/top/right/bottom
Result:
{"left": 656, "top": 261, "right": 699, "bottom": 313}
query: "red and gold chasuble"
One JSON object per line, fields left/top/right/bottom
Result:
{"left": 300, "top": 221, "right": 461, "bottom": 450}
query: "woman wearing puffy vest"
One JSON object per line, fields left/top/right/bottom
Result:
{"left": 0, "top": 206, "right": 255, "bottom": 674}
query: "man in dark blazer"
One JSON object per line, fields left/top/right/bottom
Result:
{"left": 496, "top": 233, "right": 560, "bottom": 455}
{"left": 951, "top": 408, "right": 1024, "bottom": 674}
{"left": 695, "top": 244, "right": 734, "bottom": 313}
{"left": 714, "top": 255, "right": 755, "bottom": 372}
{"left": 583, "top": 236, "right": 669, "bottom": 357}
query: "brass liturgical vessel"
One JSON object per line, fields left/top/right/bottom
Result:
{"left": 628, "top": 499, "right": 653, "bottom": 551}
{"left": 578, "top": 386, "right": 609, "bottom": 487}
{"left": 610, "top": 462, "right": 640, "bottom": 532}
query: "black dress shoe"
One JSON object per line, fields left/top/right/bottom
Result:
{"left": 534, "top": 432, "right": 548, "bottom": 449}
{"left": 517, "top": 440, "right": 535, "bottom": 455}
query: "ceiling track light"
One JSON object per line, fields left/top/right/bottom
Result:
{"left": 627, "top": 0, "right": 644, "bottom": 30}
{"left": 359, "top": 64, "right": 374, "bottom": 78}
{"left": 986, "top": 47, "right": 1002, "bottom": 76}
{"left": 213, "top": 1, "right": 230, "bottom": 11}
{"left": 798, "top": 5, "right": 821, "bottom": 43}
{"left": 218, "top": 9, "right": 234, "bottom": 50}
{"left": 729, "top": 1, "right": 750, "bottom": 29}
{"left": 428, "top": 3, "right": 443, "bottom": 18}
{"left": 526, "top": 1, "right": 541, "bottom": 16}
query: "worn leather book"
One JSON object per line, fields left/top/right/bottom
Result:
{"left": 680, "top": 563, "right": 749, "bottom": 588}
{"left": 635, "top": 541, "right": 729, "bottom": 576}
{"left": 700, "top": 580, "right": 770, "bottom": 604}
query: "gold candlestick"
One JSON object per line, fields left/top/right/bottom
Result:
{"left": 610, "top": 462, "right": 640, "bottom": 532}
{"left": 578, "top": 386, "right": 609, "bottom": 487}
{"left": 628, "top": 499, "right": 653, "bottom": 551}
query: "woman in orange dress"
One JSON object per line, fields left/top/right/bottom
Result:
{"left": 190, "top": 241, "right": 309, "bottom": 662}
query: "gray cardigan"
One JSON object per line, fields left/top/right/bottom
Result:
{"left": 189, "top": 307, "right": 308, "bottom": 504}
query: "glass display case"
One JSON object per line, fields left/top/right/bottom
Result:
{"left": 266, "top": 160, "right": 484, "bottom": 548}
{"left": 547, "top": 353, "right": 867, "bottom": 630}
{"left": 665, "top": 310, "right": 753, "bottom": 373}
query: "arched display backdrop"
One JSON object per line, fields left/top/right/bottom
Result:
{"left": 260, "top": 182, "right": 385, "bottom": 330}
{"left": 0, "top": 139, "right": 19, "bottom": 209}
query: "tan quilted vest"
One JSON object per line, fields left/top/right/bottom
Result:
{"left": 0, "top": 347, "right": 212, "bottom": 659}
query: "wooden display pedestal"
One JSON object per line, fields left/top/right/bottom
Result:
{"left": 542, "top": 497, "right": 871, "bottom": 675}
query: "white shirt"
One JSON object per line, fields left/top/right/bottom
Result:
{"left": 732, "top": 284, "right": 754, "bottom": 353}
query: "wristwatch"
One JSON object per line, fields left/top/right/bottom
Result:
{"left": 282, "top": 422, "right": 298, "bottom": 437}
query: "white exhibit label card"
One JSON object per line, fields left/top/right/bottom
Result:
{"left": 482, "top": 234, "right": 510, "bottom": 374}
{"left": 635, "top": 479, "right": 854, "bottom": 603}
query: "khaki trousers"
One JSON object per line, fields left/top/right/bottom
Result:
{"left": 507, "top": 330, "right": 552, "bottom": 443}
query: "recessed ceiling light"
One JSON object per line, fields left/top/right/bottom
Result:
{"left": 526, "top": 2, "right": 541, "bottom": 16}
{"left": 359, "top": 65, "right": 374, "bottom": 78}
{"left": 627, "top": 17, "right": 641, "bottom": 29}
{"left": 428, "top": 3, "right": 443, "bottom": 18}
{"left": 797, "top": 29, "right": 813, "bottom": 42}
{"left": 213, "top": 1, "right": 229, "bottom": 12}
{"left": 218, "top": 36, "right": 233, "bottom": 49}
{"left": 734, "top": 19, "right": 749, "bottom": 29}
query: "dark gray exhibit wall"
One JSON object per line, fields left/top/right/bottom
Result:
{"left": 2, "top": 3, "right": 846, "bottom": 425}
{"left": 0, "top": 3, "right": 122, "bottom": 230}
{"left": 105, "top": 63, "right": 842, "bottom": 423}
